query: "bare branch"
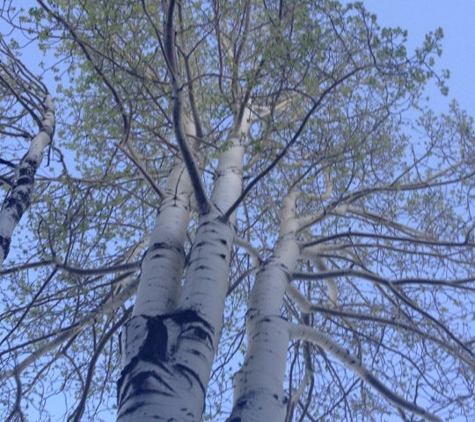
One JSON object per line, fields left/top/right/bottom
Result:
{"left": 163, "top": 0, "right": 210, "bottom": 215}
{"left": 289, "top": 323, "right": 443, "bottom": 422}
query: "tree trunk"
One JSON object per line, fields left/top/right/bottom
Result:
{"left": 117, "top": 108, "right": 251, "bottom": 421}
{"left": 227, "top": 190, "right": 300, "bottom": 421}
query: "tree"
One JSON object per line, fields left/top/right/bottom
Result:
{"left": 1, "top": 0, "right": 474, "bottom": 421}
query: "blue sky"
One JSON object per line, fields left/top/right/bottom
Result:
{"left": 355, "top": 0, "right": 475, "bottom": 114}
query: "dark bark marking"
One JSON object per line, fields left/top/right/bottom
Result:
{"left": 174, "top": 363, "right": 205, "bottom": 395}
{"left": 118, "top": 310, "right": 214, "bottom": 408}
{"left": 170, "top": 309, "right": 212, "bottom": 331}
{"left": 148, "top": 242, "right": 185, "bottom": 255}
{"left": 16, "top": 175, "right": 33, "bottom": 186}
{"left": 181, "top": 325, "right": 212, "bottom": 344}
{"left": 192, "top": 264, "right": 212, "bottom": 272}
{"left": 0, "top": 236, "right": 11, "bottom": 258}
{"left": 141, "top": 317, "right": 168, "bottom": 361}
{"left": 4, "top": 196, "right": 28, "bottom": 218}
{"left": 117, "top": 399, "right": 148, "bottom": 417}
{"left": 236, "top": 398, "right": 248, "bottom": 408}
{"left": 118, "top": 363, "right": 176, "bottom": 407}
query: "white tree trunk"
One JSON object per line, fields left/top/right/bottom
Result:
{"left": 227, "top": 190, "right": 300, "bottom": 422}
{"left": 117, "top": 108, "right": 251, "bottom": 421}
{"left": 132, "top": 160, "right": 194, "bottom": 316}
{"left": 227, "top": 183, "right": 444, "bottom": 422}
{"left": 0, "top": 95, "right": 55, "bottom": 265}
{"left": 117, "top": 119, "right": 196, "bottom": 420}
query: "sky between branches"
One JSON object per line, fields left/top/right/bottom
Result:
{"left": 5, "top": 1, "right": 475, "bottom": 421}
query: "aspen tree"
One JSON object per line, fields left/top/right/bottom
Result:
{"left": 0, "top": 1, "right": 474, "bottom": 421}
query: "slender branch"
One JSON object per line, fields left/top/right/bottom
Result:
{"left": 163, "top": 0, "right": 210, "bottom": 215}
{"left": 0, "top": 274, "right": 138, "bottom": 381}
{"left": 68, "top": 310, "right": 130, "bottom": 422}
{"left": 0, "top": 267, "right": 58, "bottom": 348}
{"left": 177, "top": 4, "right": 204, "bottom": 140}
{"left": 292, "top": 268, "right": 475, "bottom": 291}
{"left": 117, "top": 143, "right": 165, "bottom": 199}
{"left": 36, "top": 0, "right": 129, "bottom": 134}
{"left": 303, "top": 230, "right": 475, "bottom": 249}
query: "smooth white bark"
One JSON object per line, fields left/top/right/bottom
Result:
{"left": 118, "top": 124, "right": 195, "bottom": 420}
{"left": 132, "top": 160, "right": 193, "bottom": 316}
{"left": 229, "top": 316, "right": 290, "bottom": 421}
{"left": 132, "top": 115, "right": 200, "bottom": 316}
{"left": 176, "top": 109, "right": 252, "bottom": 325}
{"left": 0, "top": 95, "right": 55, "bottom": 265}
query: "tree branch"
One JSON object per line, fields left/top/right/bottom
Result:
{"left": 288, "top": 323, "right": 443, "bottom": 422}
{"left": 223, "top": 66, "right": 364, "bottom": 221}
{"left": 163, "top": 0, "right": 210, "bottom": 215}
